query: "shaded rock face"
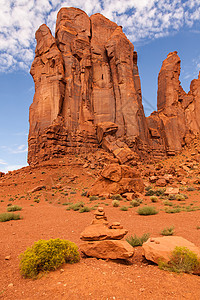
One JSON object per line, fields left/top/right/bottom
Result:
{"left": 147, "top": 51, "right": 200, "bottom": 156}
{"left": 28, "top": 7, "right": 148, "bottom": 164}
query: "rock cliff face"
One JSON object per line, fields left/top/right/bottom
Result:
{"left": 28, "top": 8, "right": 200, "bottom": 164}
{"left": 147, "top": 51, "right": 200, "bottom": 156}
{"left": 28, "top": 7, "right": 149, "bottom": 164}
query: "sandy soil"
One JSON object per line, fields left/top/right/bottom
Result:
{"left": 0, "top": 155, "right": 200, "bottom": 300}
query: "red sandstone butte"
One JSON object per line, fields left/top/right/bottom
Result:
{"left": 28, "top": 8, "right": 200, "bottom": 164}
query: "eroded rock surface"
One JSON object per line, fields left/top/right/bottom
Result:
{"left": 88, "top": 163, "right": 144, "bottom": 196}
{"left": 28, "top": 7, "right": 148, "bottom": 164}
{"left": 28, "top": 9, "right": 200, "bottom": 164}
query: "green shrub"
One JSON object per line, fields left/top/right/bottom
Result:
{"left": 126, "top": 233, "right": 150, "bottom": 247}
{"left": 111, "top": 194, "right": 123, "bottom": 200}
{"left": 150, "top": 196, "right": 158, "bottom": 203}
{"left": 130, "top": 198, "right": 143, "bottom": 207}
{"left": 79, "top": 206, "right": 91, "bottom": 213}
{"left": 34, "top": 199, "right": 40, "bottom": 203}
{"left": 81, "top": 191, "right": 87, "bottom": 197}
{"left": 7, "top": 205, "right": 22, "bottom": 212}
{"left": 137, "top": 206, "right": 158, "bottom": 215}
{"left": 89, "top": 196, "right": 99, "bottom": 201}
{"left": 158, "top": 246, "right": 200, "bottom": 274}
{"left": 120, "top": 206, "right": 128, "bottom": 211}
{"left": 187, "top": 186, "right": 196, "bottom": 191}
{"left": 68, "top": 202, "right": 84, "bottom": 211}
{"left": 145, "top": 186, "right": 152, "bottom": 191}
{"left": 0, "top": 213, "right": 21, "bottom": 222}
{"left": 165, "top": 207, "right": 181, "bottom": 214}
{"left": 19, "top": 239, "right": 80, "bottom": 279}
{"left": 168, "top": 194, "right": 176, "bottom": 200}
{"left": 160, "top": 226, "right": 174, "bottom": 236}
{"left": 70, "top": 191, "right": 77, "bottom": 195}
{"left": 175, "top": 194, "right": 185, "bottom": 201}
{"left": 196, "top": 226, "right": 200, "bottom": 230}
{"left": 154, "top": 188, "right": 166, "bottom": 196}
{"left": 112, "top": 200, "right": 120, "bottom": 207}
{"left": 145, "top": 189, "right": 155, "bottom": 196}
{"left": 163, "top": 200, "right": 173, "bottom": 206}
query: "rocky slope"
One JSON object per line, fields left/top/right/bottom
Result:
{"left": 28, "top": 7, "right": 200, "bottom": 165}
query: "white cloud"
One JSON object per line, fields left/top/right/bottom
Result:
{"left": 0, "top": 164, "right": 28, "bottom": 173}
{"left": 0, "top": 0, "right": 200, "bottom": 72}
{"left": 0, "top": 159, "right": 7, "bottom": 165}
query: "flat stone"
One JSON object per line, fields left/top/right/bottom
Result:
{"left": 80, "top": 240, "right": 134, "bottom": 259}
{"left": 142, "top": 236, "right": 200, "bottom": 264}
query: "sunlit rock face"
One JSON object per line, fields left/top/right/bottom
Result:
{"left": 28, "top": 8, "right": 200, "bottom": 164}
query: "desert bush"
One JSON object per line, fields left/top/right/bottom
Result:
{"left": 187, "top": 186, "right": 196, "bottom": 191}
{"left": 126, "top": 233, "right": 150, "bottom": 247}
{"left": 79, "top": 206, "right": 91, "bottom": 213}
{"left": 0, "top": 213, "right": 21, "bottom": 222}
{"left": 150, "top": 196, "right": 158, "bottom": 203}
{"left": 120, "top": 206, "right": 128, "bottom": 211}
{"left": 112, "top": 200, "right": 120, "bottom": 207}
{"left": 137, "top": 206, "right": 158, "bottom": 215}
{"left": 81, "top": 191, "right": 87, "bottom": 197}
{"left": 19, "top": 239, "right": 80, "bottom": 279}
{"left": 196, "top": 226, "right": 200, "bottom": 230}
{"left": 68, "top": 202, "right": 84, "bottom": 211}
{"left": 160, "top": 226, "right": 174, "bottom": 236}
{"left": 145, "top": 189, "right": 155, "bottom": 196}
{"left": 111, "top": 194, "right": 123, "bottom": 200}
{"left": 168, "top": 194, "right": 176, "bottom": 200}
{"left": 130, "top": 198, "right": 143, "bottom": 207}
{"left": 175, "top": 194, "right": 185, "bottom": 201}
{"left": 89, "top": 196, "right": 99, "bottom": 201}
{"left": 145, "top": 185, "right": 153, "bottom": 191}
{"left": 7, "top": 205, "right": 22, "bottom": 212}
{"left": 154, "top": 188, "right": 166, "bottom": 196}
{"left": 158, "top": 246, "right": 200, "bottom": 274}
{"left": 165, "top": 207, "right": 181, "bottom": 214}
{"left": 70, "top": 191, "right": 77, "bottom": 195}
{"left": 163, "top": 200, "right": 173, "bottom": 206}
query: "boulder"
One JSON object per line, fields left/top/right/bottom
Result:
{"left": 88, "top": 164, "right": 144, "bottom": 196}
{"left": 80, "top": 224, "right": 128, "bottom": 241}
{"left": 142, "top": 236, "right": 200, "bottom": 264}
{"left": 80, "top": 240, "right": 134, "bottom": 260}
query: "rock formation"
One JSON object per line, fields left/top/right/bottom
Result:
{"left": 28, "top": 7, "right": 149, "bottom": 164}
{"left": 28, "top": 8, "right": 200, "bottom": 164}
{"left": 80, "top": 207, "right": 134, "bottom": 259}
{"left": 147, "top": 51, "right": 200, "bottom": 156}
{"left": 88, "top": 163, "right": 144, "bottom": 196}
{"left": 142, "top": 236, "right": 200, "bottom": 264}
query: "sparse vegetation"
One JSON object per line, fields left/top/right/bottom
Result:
{"left": 175, "top": 194, "right": 185, "bottom": 201}
{"left": 112, "top": 200, "right": 120, "bottom": 207}
{"left": 120, "top": 206, "right": 128, "bottom": 211}
{"left": 126, "top": 233, "right": 150, "bottom": 247}
{"left": 111, "top": 194, "right": 123, "bottom": 200}
{"left": 165, "top": 207, "right": 181, "bottom": 214}
{"left": 158, "top": 246, "right": 200, "bottom": 274}
{"left": 150, "top": 196, "right": 158, "bottom": 203}
{"left": 89, "top": 196, "right": 99, "bottom": 201}
{"left": 0, "top": 213, "right": 21, "bottom": 222}
{"left": 7, "top": 205, "right": 22, "bottom": 212}
{"left": 130, "top": 198, "right": 143, "bottom": 207}
{"left": 19, "top": 239, "right": 80, "bottom": 278}
{"left": 160, "top": 226, "right": 174, "bottom": 236}
{"left": 79, "top": 206, "right": 91, "bottom": 213}
{"left": 137, "top": 206, "right": 158, "bottom": 215}
{"left": 67, "top": 202, "right": 84, "bottom": 211}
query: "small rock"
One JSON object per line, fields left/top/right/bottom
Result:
{"left": 5, "top": 256, "right": 11, "bottom": 260}
{"left": 8, "top": 283, "right": 14, "bottom": 288}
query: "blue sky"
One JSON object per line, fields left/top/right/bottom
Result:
{"left": 0, "top": 0, "right": 200, "bottom": 172}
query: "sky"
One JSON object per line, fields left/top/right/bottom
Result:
{"left": 0, "top": 0, "right": 200, "bottom": 172}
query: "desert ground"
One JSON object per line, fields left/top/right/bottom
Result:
{"left": 0, "top": 147, "right": 200, "bottom": 300}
